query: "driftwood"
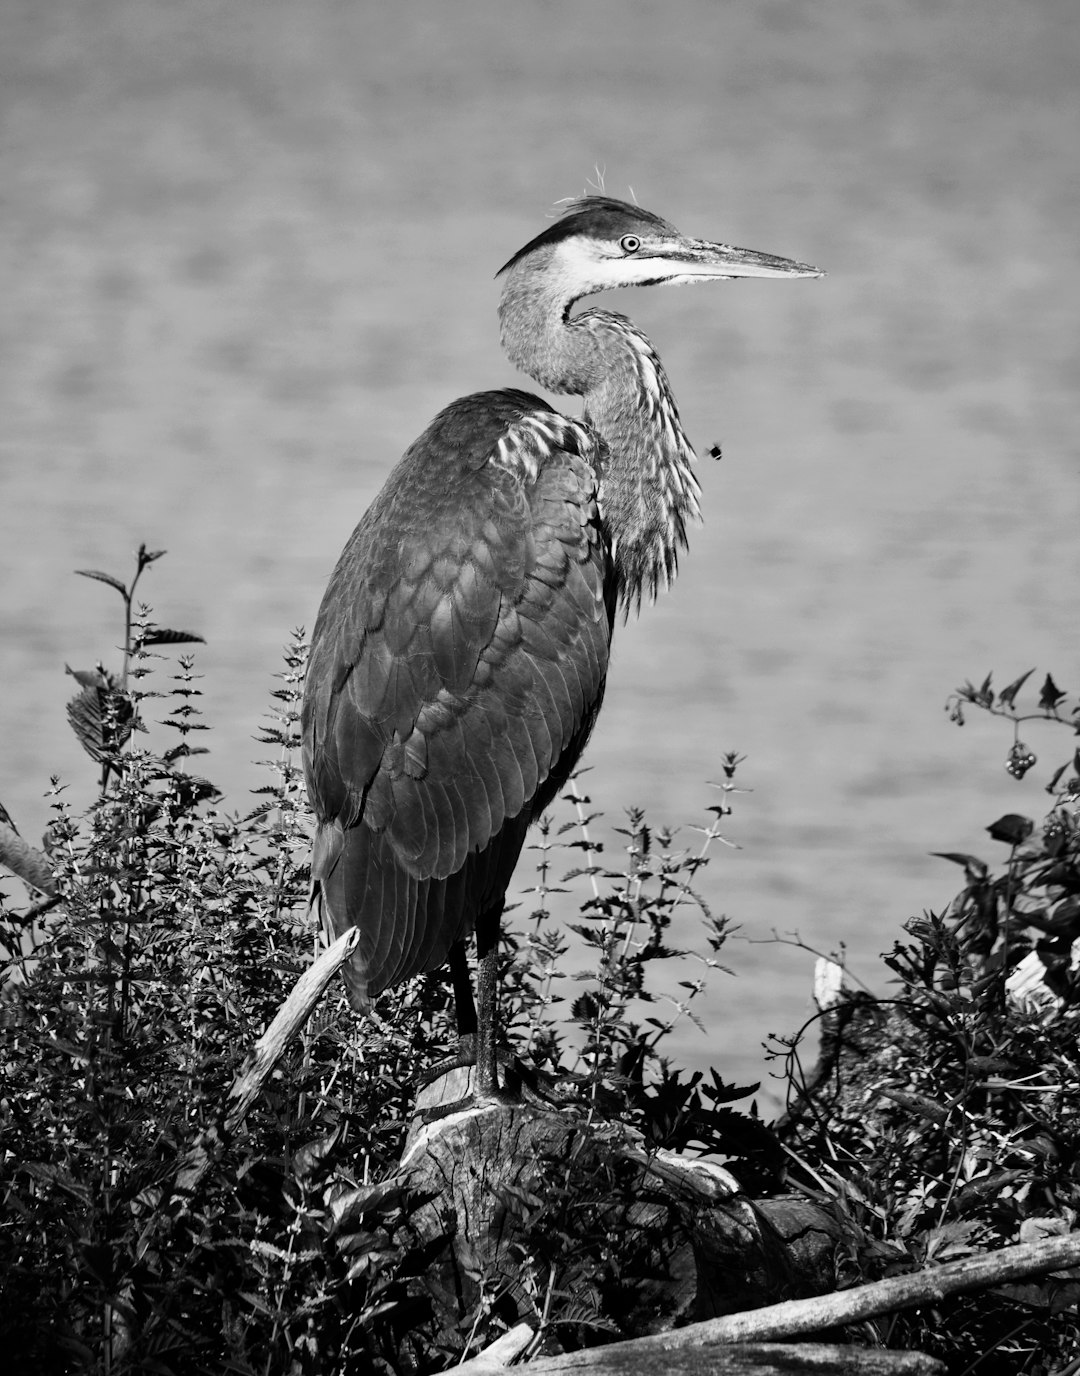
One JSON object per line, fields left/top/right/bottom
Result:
{"left": 673, "top": 1233, "right": 1080, "bottom": 1344}
{"left": 462, "top": 1337, "right": 943, "bottom": 1374}
{"left": 173, "top": 926, "right": 360, "bottom": 1195}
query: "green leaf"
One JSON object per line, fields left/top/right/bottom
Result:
{"left": 65, "top": 662, "right": 111, "bottom": 689}
{"left": 998, "top": 668, "right": 1036, "bottom": 710}
{"left": 329, "top": 1179, "right": 406, "bottom": 1230}
{"left": 957, "top": 675, "right": 994, "bottom": 707}
{"left": 65, "top": 684, "right": 134, "bottom": 761}
{"left": 142, "top": 628, "right": 206, "bottom": 645}
{"left": 293, "top": 1125, "right": 345, "bottom": 1182}
{"left": 238, "top": 1290, "right": 274, "bottom": 1317}
{"left": 74, "top": 568, "right": 128, "bottom": 597}
{"left": 1039, "top": 673, "right": 1066, "bottom": 711}
{"left": 985, "top": 814, "right": 1034, "bottom": 846}
{"left": 931, "top": 851, "right": 989, "bottom": 877}
{"left": 701, "top": 1069, "right": 760, "bottom": 1104}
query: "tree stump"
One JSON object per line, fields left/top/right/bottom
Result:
{"left": 396, "top": 1067, "right": 841, "bottom": 1348}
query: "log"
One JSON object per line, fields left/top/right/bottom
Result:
{"left": 501, "top": 1233, "right": 1080, "bottom": 1369}
{"left": 663, "top": 1233, "right": 1080, "bottom": 1346}
{"left": 515, "top": 1340, "right": 943, "bottom": 1374}
{"left": 450, "top": 1234, "right": 1079, "bottom": 1370}
{"left": 455, "top": 1326, "right": 943, "bottom": 1373}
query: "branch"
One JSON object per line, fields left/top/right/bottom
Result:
{"left": 174, "top": 926, "right": 360, "bottom": 1195}
{"left": 483, "top": 1339, "right": 942, "bottom": 1373}
{"left": 526, "top": 1233, "right": 1080, "bottom": 1366}
{"left": 0, "top": 822, "right": 57, "bottom": 899}
{"left": 455, "top": 1323, "right": 534, "bottom": 1374}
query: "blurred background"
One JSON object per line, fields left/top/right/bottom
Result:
{"left": 2, "top": 0, "right": 1078, "bottom": 1106}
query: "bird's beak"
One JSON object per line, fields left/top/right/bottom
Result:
{"left": 671, "top": 238, "right": 824, "bottom": 281}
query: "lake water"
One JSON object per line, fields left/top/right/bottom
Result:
{"left": 2, "top": 0, "right": 1078, "bottom": 1106}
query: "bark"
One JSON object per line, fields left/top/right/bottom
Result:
{"left": 508, "top": 1341, "right": 944, "bottom": 1374}
{"left": 458, "top": 1333, "right": 944, "bottom": 1374}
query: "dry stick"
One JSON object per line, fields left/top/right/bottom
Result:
{"left": 513, "top": 1233, "right": 1080, "bottom": 1369}
{"left": 174, "top": 926, "right": 361, "bottom": 1196}
{"left": 454, "top": 1321, "right": 535, "bottom": 1373}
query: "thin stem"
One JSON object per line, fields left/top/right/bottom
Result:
{"left": 566, "top": 774, "right": 601, "bottom": 902}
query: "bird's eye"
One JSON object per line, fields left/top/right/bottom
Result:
{"left": 619, "top": 235, "right": 641, "bottom": 254}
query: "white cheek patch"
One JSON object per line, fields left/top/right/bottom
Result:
{"left": 552, "top": 236, "right": 700, "bottom": 293}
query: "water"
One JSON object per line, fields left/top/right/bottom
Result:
{"left": 2, "top": 0, "right": 1078, "bottom": 1106}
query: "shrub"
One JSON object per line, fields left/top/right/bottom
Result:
{"left": 775, "top": 670, "right": 1080, "bottom": 1371}
{"left": 0, "top": 550, "right": 759, "bottom": 1372}
{"left": 4, "top": 555, "right": 1078, "bottom": 1372}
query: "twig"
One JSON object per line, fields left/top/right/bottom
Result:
{"left": 565, "top": 774, "right": 601, "bottom": 902}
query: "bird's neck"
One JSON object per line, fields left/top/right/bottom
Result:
{"left": 498, "top": 271, "right": 701, "bottom": 610}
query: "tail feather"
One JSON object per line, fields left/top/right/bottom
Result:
{"left": 311, "top": 808, "right": 535, "bottom": 1003}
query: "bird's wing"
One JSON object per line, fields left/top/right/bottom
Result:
{"left": 301, "top": 390, "right": 613, "bottom": 996}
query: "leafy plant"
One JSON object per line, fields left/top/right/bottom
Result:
{"left": 777, "top": 670, "right": 1080, "bottom": 1372}
{"left": 0, "top": 549, "right": 760, "bottom": 1372}
{"left": 6, "top": 551, "right": 1077, "bottom": 1373}
{"left": 0, "top": 551, "right": 440, "bottom": 1372}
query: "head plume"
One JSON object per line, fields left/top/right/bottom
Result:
{"left": 496, "top": 196, "right": 678, "bottom": 278}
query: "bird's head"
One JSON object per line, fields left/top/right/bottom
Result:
{"left": 496, "top": 194, "right": 823, "bottom": 301}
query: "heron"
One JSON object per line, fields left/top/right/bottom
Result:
{"left": 302, "top": 194, "right": 821, "bottom": 1105}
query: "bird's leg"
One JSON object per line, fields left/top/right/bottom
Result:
{"left": 416, "top": 915, "right": 515, "bottom": 1114}
{"left": 473, "top": 917, "right": 564, "bottom": 1107}
{"left": 415, "top": 940, "right": 476, "bottom": 1089}
{"left": 449, "top": 938, "right": 477, "bottom": 1065}
{"left": 473, "top": 931, "right": 502, "bottom": 1100}
{"left": 470, "top": 903, "right": 517, "bottom": 1103}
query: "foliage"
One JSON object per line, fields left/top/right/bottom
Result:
{"left": 4, "top": 555, "right": 1079, "bottom": 1373}
{"left": 0, "top": 550, "right": 758, "bottom": 1372}
{"left": 778, "top": 669, "right": 1080, "bottom": 1373}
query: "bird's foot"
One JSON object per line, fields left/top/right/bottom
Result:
{"left": 415, "top": 1034, "right": 478, "bottom": 1091}
{"left": 415, "top": 1054, "right": 521, "bottom": 1120}
{"left": 415, "top": 1051, "right": 581, "bottom": 1121}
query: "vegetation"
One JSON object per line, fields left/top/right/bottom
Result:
{"left": 0, "top": 552, "right": 1077, "bottom": 1373}
{"left": 776, "top": 669, "right": 1080, "bottom": 1371}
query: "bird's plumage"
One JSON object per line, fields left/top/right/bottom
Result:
{"left": 302, "top": 389, "right": 615, "bottom": 1003}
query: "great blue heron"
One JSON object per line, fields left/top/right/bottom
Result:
{"left": 302, "top": 194, "right": 821, "bottom": 1103}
